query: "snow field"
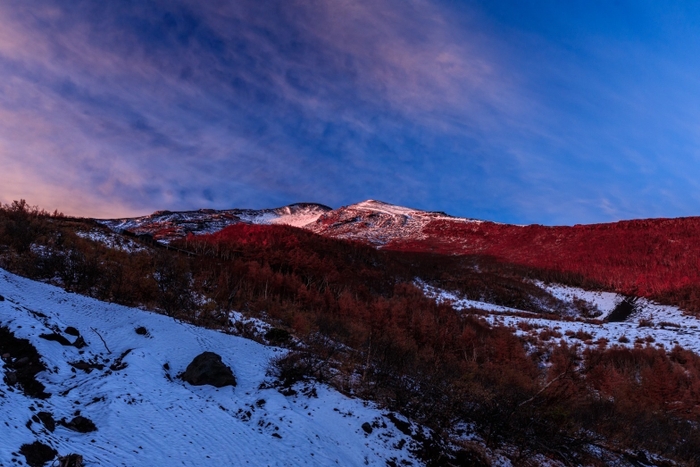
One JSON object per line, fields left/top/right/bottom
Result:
{"left": 0, "top": 269, "right": 419, "bottom": 467}
{"left": 422, "top": 280, "right": 700, "bottom": 354}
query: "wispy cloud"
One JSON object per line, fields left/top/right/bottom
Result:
{"left": 0, "top": 0, "right": 518, "bottom": 217}
{"left": 1, "top": 0, "right": 700, "bottom": 224}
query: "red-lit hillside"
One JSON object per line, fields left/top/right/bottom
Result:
{"left": 103, "top": 199, "right": 700, "bottom": 312}
{"left": 387, "top": 216, "right": 700, "bottom": 309}
{"left": 307, "top": 201, "right": 700, "bottom": 312}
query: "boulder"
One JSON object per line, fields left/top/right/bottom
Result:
{"left": 181, "top": 352, "right": 236, "bottom": 388}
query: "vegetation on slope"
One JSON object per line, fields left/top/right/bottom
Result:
{"left": 392, "top": 216, "right": 700, "bottom": 314}
{"left": 2, "top": 200, "right": 700, "bottom": 465}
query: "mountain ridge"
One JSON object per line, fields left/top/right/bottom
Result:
{"left": 98, "top": 199, "right": 700, "bottom": 314}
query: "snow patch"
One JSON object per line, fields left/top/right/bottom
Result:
{"left": 0, "top": 269, "right": 420, "bottom": 466}
{"left": 421, "top": 280, "right": 700, "bottom": 354}
{"left": 75, "top": 230, "right": 147, "bottom": 253}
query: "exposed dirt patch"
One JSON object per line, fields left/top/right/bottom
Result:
{"left": 0, "top": 326, "right": 50, "bottom": 399}
{"left": 39, "top": 332, "right": 72, "bottom": 346}
{"left": 180, "top": 351, "right": 236, "bottom": 387}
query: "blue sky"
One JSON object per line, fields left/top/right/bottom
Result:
{"left": 1, "top": 0, "right": 700, "bottom": 225}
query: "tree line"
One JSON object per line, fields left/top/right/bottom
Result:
{"left": 2, "top": 201, "right": 700, "bottom": 464}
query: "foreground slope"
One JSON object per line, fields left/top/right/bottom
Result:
{"left": 6, "top": 204, "right": 700, "bottom": 464}
{"left": 0, "top": 269, "right": 419, "bottom": 466}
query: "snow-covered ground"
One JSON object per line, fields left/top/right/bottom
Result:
{"left": 0, "top": 269, "right": 420, "bottom": 466}
{"left": 75, "top": 230, "right": 147, "bottom": 254}
{"left": 420, "top": 281, "right": 538, "bottom": 315}
{"left": 422, "top": 280, "right": 700, "bottom": 353}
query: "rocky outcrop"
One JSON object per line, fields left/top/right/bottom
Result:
{"left": 181, "top": 352, "right": 236, "bottom": 388}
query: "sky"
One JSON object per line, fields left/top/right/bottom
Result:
{"left": 2, "top": 0, "right": 700, "bottom": 225}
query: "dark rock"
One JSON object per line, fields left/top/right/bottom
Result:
{"left": 361, "top": 422, "right": 373, "bottom": 434}
{"left": 181, "top": 352, "right": 236, "bottom": 388}
{"left": 72, "top": 336, "right": 87, "bottom": 349}
{"left": 60, "top": 415, "right": 97, "bottom": 433}
{"left": 19, "top": 441, "right": 56, "bottom": 467}
{"left": 35, "top": 411, "right": 56, "bottom": 432}
{"left": 64, "top": 327, "right": 80, "bottom": 336}
{"left": 39, "top": 333, "right": 72, "bottom": 346}
{"left": 69, "top": 361, "right": 104, "bottom": 373}
{"left": 607, "top": 296, "right": 639, "bottom": 322}
{"left": 135, "top": 326, "right": 148, "bottom": 335}
{"left": 0, "top": 326, "right": 50, "bottom": 399}
{"left": 0, "top": 294, "right": 4, "bottom": 301}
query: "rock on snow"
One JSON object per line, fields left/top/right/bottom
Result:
{"left": 0, "top": 268, "right": 419, "bottom": 466}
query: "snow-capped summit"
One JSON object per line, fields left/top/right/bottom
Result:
{"left": 305, "top": 199, "right": 480, "bottom": 247}
{"left": 98, "top": 199, "right": 489, "bottom": 249}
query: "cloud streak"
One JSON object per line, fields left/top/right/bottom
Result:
{"left": 1, "top": 0, "right": 700, "bottom": 224}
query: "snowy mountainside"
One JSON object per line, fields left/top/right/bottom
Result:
{"left": 305, "top": 200, "right": 482, "bottom": 246}
{"left": 0, "top": 269, "right": 421, "bottom": 467}
{"left": 99, "top": 203, "right": 331, "bottom": 243}
{"left": 422, "top": 280, "right": 700, "bottom": 354}
{"left": 98, "top": 199, "right": 486, "bottom": 247}
{"left": 95, "top": 199, "right": 700, "bottom": 319}
{"left": 74, "top": 229, "right": 147, "bottom": 254}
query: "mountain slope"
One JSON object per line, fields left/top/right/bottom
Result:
{"left": 100, "top": 203, "right": 331, "bottom": 242}
{"left": 305, "top": 199, "right": 480, "bottom": 246}
{"left": 99, "top": 199, "right": 700, "bottom": 312}
{"left": 0, "top": 268, "right": 420, "bottom": 466}
{"left": 305, "top": 200, "right": 700, "bottom": 313}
